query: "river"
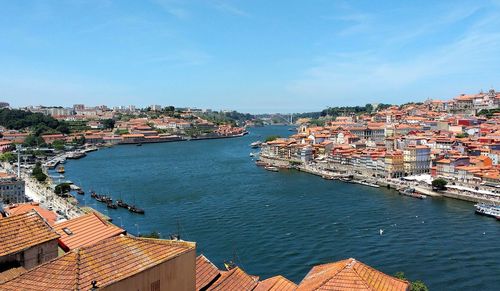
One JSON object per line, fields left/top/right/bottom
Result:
{"left": 62, "top": 125, "right": 500, "bottom": 290}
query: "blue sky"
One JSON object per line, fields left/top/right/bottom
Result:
{"left": 1, "top": 0, "right": 500, "bottom": 113}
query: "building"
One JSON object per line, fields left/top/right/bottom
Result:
{"left": 0, "top": 211, "right": 59, "bottom": 270}
{"left": 3, "top": 202, "right": 58, "bottom": 225}
{"left": 53, "top": 212, "right": 125, "bottom": 252}
{"left": 196, "top": 255, "right": 221, "bottom": 290}
{"left": 403, "top": 145, "right": 430, "bottom": 175}
{"left": 385, "top": 151, "right": 404, "bottom": 178}
{"left": 1, "top": 236, "right": 196, "bottom": 291}
{"left": 297, "top": 258, "right": 410, "bottom": 290}
{"left": 0, "top": 172, "right": 25, "bottom": 204}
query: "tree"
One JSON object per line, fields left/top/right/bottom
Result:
{"left": 411, "top": 280, "right": 429, "bottom": 291}
{"left": 432, "top": 178, "right": 448, "bottom": 191}
{"left": 52, "top": 139, "right": 66, "bottom": 151}
{"left": 23, "top": 134, "right": 45, "bottom": 147}
{"left": 265, "top": 135, "right": 281, "bottom": 142}
{"left": 455, "top": 132, "right": 469, "bottom": 138}
{"left": 102, "top": 119, "right": 115, "bottom": 129}
{"left": 393, "top": 272, "right": 429, "bottom": 291}
{"left": 55, "top": 183, "right": 71, "bottom": 195}
{"left": 32, "top": 162, "right": 47, "bottom": 182}
{"left": 0, "top": 152, "right": 16, "bottom": 163}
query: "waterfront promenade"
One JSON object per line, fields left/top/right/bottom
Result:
{"left": 259, "top": 155, "right": 500, "bottom": 204}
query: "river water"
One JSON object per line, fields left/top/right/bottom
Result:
{"left": 63, "top": 126, "right": 499, "bottom": 290}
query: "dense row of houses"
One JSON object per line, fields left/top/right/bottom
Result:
{"left": 261, "top": 90, "right": 500, "bottom": 184}
{"left": 0, "top": 204, "right": 410, "bottom": 290}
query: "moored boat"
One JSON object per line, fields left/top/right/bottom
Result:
{"left": 250, "top": 141, "right": 262, "bottom": 148}
{"left": 77, "top": 189, "right": 85, "bottom": 195}
{"left": 128, "top": 205, "right": 145, "bottom": 214}
{"left": 255, "top": 160, "right": 267, "bottom": 167}
{"left": 474, "top": 203, "right": 500, "bottom": 219}
{"left": 399, "top": 188, "right": 426, "bottom": 199}
{"left": 117, "top": 199, "right": 129, "bottom": 208}
{"left": 264, "top": 166, "right": 279, "bottom": 172}
{"left": 57, "top": 166, "right": 65, "bottom": 174}
{"left": 106, "top": 202, "right": 118, "bottom": 209}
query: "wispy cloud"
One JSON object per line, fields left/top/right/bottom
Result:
{"left": 287, "top": 4, "right": 500, "bottom": 103}
{"left": 212, "top": 1, "right": 250, "bottom": 17}
{"left": 151, "top": 0, "right": 191, "bottom": 19}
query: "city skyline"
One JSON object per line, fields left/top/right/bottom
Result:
{"left": 1, "top": 0, "right": 500, "bottom": 113}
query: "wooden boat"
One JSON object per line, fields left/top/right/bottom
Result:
{"left": 56, "top": 166, "right": 65, "bottom": 174}
{"left": 106, "top": 202, "right": 118, "bottom": 209}
{"left": 399, "top": 188, "right": 426, "bottom": 199}
{"left": 128, "top": 205, "right": 145, "bottom": 214}
{"left": 116, "top": 199, "right": 129, "bottom": 208}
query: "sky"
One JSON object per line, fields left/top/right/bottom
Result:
{"left": 1, "top": 0, "right": 500, "bottom": 113}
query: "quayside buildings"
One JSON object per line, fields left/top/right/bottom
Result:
{"left": 260, "top": 89, "right": 500, "bottom": 202}
{"left": 0, "top": 207, "right": 411, "bottom": 290}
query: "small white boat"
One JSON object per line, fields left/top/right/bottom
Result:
{"left": 264, "top": 166, "right": 279, "bottom": 172}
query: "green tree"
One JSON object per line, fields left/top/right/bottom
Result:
{"left": 411, "top": 280, "right": 429, "bottom": 291}
{"left": 0, "top": 152, "right": 16, "bottom": 163}
{"left": 102, "top": 119, "right": 116, "bottom": 129}
{"left": 432, "top": 178, "right": 448, "bottom": 191}
{"left": 393, "top": 272, "right": 429, "bottom": 291}
{"left": 32, "top": 162, "right": 47, "bottom": 182}
{"left": 52, "top": 139, "right": 66, "bottom": 150}
{"left": 55, "top": 183, "right": 71, "bottom": 195}
{"left": 23, "top": 134, "right": 45, "bottom": 147}
{"left": 265, "top": 135, "right": 281, "bottom": 142}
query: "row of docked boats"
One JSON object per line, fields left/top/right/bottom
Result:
{"left": 399, "top": 188, "right": 427, "bottom": 199}
{"left": 254, "top": 159, "right": 280, "bottom": 172}
{"left": 90, "top": 191, "right": 145, "bottom": 214}
{"left": 474, "top": 203, "right": 500, "bottom": 220}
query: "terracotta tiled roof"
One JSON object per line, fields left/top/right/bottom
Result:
{"left": 196, "top": 254, "right": 221, "bottom": 290}
{"left": 0, "top": 211, "right": 59, "bottom": 257}
{"left": 4, "top": 203, "right": 58, "bottom": 225}
{"left": 254, "top": 275, "right": 297, "bottom": 291}
{"left": 0, "top": 236, "right": 196, "bottom": 290}
{"left": 207, "top": 267, "right": 258, "bottom": 291}
{"left": 53, "top": 213, "right": 125, "bottom": 251}
{"left": 297, "top": 258, "right": 409, "bottom": 291}
{"left": 0, "top": 267, "right": 26, "bottom": 284}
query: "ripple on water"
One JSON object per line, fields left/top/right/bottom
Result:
{"left": 63, "top": 126, "right": 500, "bottom": 290}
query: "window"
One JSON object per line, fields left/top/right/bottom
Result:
{"left": 62, "top": 227, "right": 73, "bottom": 235}
{"left": 150, "top": 280, "right": 160, "bottom": 291}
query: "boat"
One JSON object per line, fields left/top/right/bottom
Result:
{"left": 264, "top": 166, "right": 279, "bottom": 172}
{"left": 356, "top": 180, "right": 380, "bottom": 188}
{"left": 90, "top": 191, "right": 97, "bottom": 198}
{"left": 77, "top": 189, "right": 85, "bottom": 195}
{"left": 128, "top": 205, "right": 145, "bottom": 214}
{"left": 249, "top": 152, "right": 255, "bottom": 157}
{"left": 106, "top": 202, "right": 118, "bottom": 209}
{"left": 250, "top": 141, "right": 262, "bottom": 148}
{"left": 255, "top": 160, "right": 267, "bottom": 167}
{"left": 322, "top": 175, "right": 335, "bottom": 180}
{"left": 136, "top": 143, "right": 142, "bottom": 147}
{"left": 66, "top": 151, "right": 86, "bottom": 159}
{"left": 116, "top": 200, "right": 129, "bottom": 208}
{"left": 399, "top": 188, "right": 426, "bottom": 199}
{"left": 474, "top": 203, "right": 500, "bottom": 219}
{"left": 56, "top": 166, "right": 65, "bottom": 174}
